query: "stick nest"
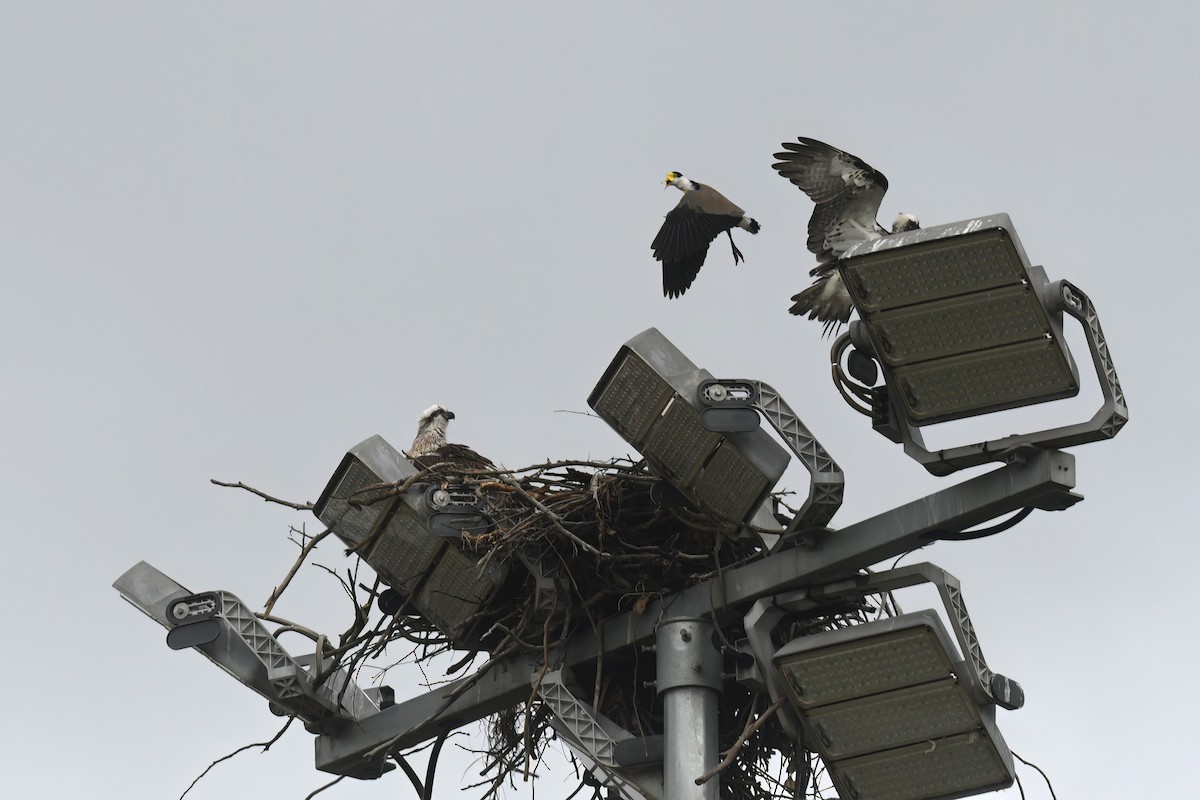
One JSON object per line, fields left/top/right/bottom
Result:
{"left": 277, "top": 458, "right": 876, "bottom": 799}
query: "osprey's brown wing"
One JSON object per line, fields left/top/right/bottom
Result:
{"left": 772, "top": 137, "right": 888, "bottom": 261}
{"left": 412, "top": 443, "right": 495, "bottom": 473}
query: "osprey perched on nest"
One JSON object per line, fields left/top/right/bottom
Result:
{"left": 651, "top": 171, "right": 760, "bottom": 299}
{"left": 408, "top": 405, "right": 495, "bottom": 472}
{"left": 772, "top": 137, "right": 920, "bottom": 334}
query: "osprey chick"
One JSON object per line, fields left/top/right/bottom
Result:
{"left": 409, "top": 405, "right": 495, "bottom": 472}
{"left": 772, "top": 138, "right": 920, "bottom": 335}
{"left": 651, "top": 171, "right": 760, "bottom": 299}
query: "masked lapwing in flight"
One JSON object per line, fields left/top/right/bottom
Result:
{"left": 772, "top": 138, "right": 920, "bottom": 334}
{"left": 651, "top": 171, "right": 760, "bottom": 299}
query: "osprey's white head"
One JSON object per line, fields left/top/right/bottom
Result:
{"left": 891, "top": 213, "right": 921, "bottom": 233}
{"left": 411, "top": 404, "right": 455, "bottom": 457}
{"left": 419, "top": 404, "right": 454, "bottom": 425}
{"left": 663, "top": 171, "right": 696, "bottom": 192}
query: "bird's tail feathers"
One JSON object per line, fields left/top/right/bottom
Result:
{"left": 741, "top": 217, "right": 761, "bottom": 235}
{"left": 789, "top": 272, "right": 853, "bottom": 337}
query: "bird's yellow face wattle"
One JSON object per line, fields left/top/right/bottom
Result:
{"left": 663, "top": 171, "right": 681, "bottom": 187}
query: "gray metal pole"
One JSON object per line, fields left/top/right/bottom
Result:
{"left": 656, "top": 617, "right": 721, "bottom": 800}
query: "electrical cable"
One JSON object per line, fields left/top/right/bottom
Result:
{"left": 421, "top": 730, "right": 449, "bottom": 800}
{"left": 841, "top": 374, "right": 875, "bottom": 401}
{"left": 1012, "top": 751, "right": 1058, "bottom": 800}
{"left": 831, "top": 364, "right": 875, "bottom": 417}
{"left": 934, "top": 507, "right": 1035, "bottom": 541}
{"left": 890, "top": 546, "right": 929, "bottom": 570}
{"left": 829, "top": 335, "right": 877, "bottom": 417}
{"left": 392, "top": 753, "right": 425, "bottom": 797}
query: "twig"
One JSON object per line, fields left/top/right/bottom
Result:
{"left": 552, "top": 409, "right": 599, "bottom": 418}
{"left": 210, "top": 478, "right": 313, "bottom": 510}
{"left": 263, "top": 528, "right": 332, "bottom": 616}
{"left": 303, "top": 774, "right": 345, "bottom": 799}
{"left": 496, "top": 474, "right": 608, "bottom": 558}
{"left": 255, "top": 612, "right": 325, "bottom": 644}
{"left": 178, "top": 717, "right": 295, "bottom": 799}
{"left": 694, "top": 696, "right": 788, "bottom": 786}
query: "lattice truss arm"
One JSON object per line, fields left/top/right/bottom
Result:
{"left": 113, "top": 562, "right": 380, "bottom": 728}
{"left": 536, "top": 669, "right": 663, "bottom": 800}
{"left": 1060, "top": 280, "right": 1128, "bottom": 438}
{"left": 751, "top": 380, "right": 844, "bottom": 530}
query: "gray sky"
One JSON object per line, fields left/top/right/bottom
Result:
{"left": 2, "top": 3, "right": 1194, "bottom": 797}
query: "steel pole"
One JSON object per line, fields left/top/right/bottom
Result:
{"left": 656, "top": 617, "right": 721, "bottom": 800}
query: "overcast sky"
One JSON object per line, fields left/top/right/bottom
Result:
{"left": 2, "top": 3, "right": 1194, "bottom": 798}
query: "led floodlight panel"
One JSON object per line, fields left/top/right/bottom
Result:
{"left": 314, "top": 435, "right": 506, "bottom": 649}
{"left": 840, "top": 215, "right": 1079, "bottom": 425}
{"left": 774, "top": 610, "right": 1015, "bottom": 800}
{"left": 587, "top": 328, "right": 789, "bottom": 529}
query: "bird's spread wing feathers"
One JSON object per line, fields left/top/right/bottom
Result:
{"left": 651, "top": 205, "right": 736, "bottom": 264}
{"left": 659, "top": 249, "right": 706, "bottom": 299}
{"left": 809, "top": 193, "right": 887, "bottom": 258}
{"left": 772, "top": 137, "right": 886, "bottom": 204}
{"left": 773, "top": 137, "right": 889, "bottom": 260}
{"left": 652, "top": 203, "right": 745, "bottom": 298}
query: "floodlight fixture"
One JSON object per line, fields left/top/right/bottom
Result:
{"left": 588, "top": 329, "right": 790, "bottom": 531}
{"left": 589, "top": 328, "right": 844, "bottom": 535}
{"left": 741, "top": 563, "right": 1022, "bottom": 800}
{"left": 314, "top": 435, "right": 507, "bottom": 649}
{"left": 833, "top": 213, "right": 1128, "bottom": 475}
{"left": 774, "top": 612, "right": 1014, "bottom": 800}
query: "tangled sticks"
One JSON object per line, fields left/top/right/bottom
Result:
{"left": 232, "top": 458, "right": 882, "bottom": 799}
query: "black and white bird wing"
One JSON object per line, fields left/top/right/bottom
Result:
{"left": 805, "top": 190, "right": 890, "bottom": 262}
{"left": 772, "top": 137, "right": 889, "bottom": 261}
{"left": 652, "top": 189, "right": 746, "bottom": 298}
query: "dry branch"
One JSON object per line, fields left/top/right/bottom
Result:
{"left": 179, "top": 717, "right": 295, "bottom": 799}
{"left": 696, "top": 695, "right": 789, "bottom": 786}
{"left": 211, "top": 478, "right": 314, "bottom": 510}
{"left": 303, "top": 774, "right": 345, "bottom": 799}
{"left": 264, "top": 528, "right": 332, "bottom": 616}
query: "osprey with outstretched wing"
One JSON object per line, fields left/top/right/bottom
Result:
{"left": 408, "top": 405, "right": 495, "bottom": 473}
{"left": 772, "top": 137, "right": 920, "bottom": 334}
